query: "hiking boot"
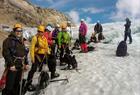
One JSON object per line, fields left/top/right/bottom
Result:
{"left": 51, "top": 73, "right": 60, "bottom": 79}
{"left": 129, "top": 42, "right": 132, "bottom": 44}
{"left": 60, "top": 63, "right": 66, "bottom": 66}
{"left": 27, "top": 84, "right": 36, "bottom": 91}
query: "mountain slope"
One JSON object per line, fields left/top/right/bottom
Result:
{"left": 0, "top": 0, "right": 69, "bottom": 26}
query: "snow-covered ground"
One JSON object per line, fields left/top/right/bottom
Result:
{"left": 0, "top": 21, "right": 140, "bottom": 95}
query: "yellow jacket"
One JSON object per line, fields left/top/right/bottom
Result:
{"left": 30, "top": 35, "right": 50, "bottom": 63}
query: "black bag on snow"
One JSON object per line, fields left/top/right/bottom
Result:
{"left": 98, "top": 32, "right": 105, "bottom": 41}
{"left": 39, "top": 71, "right": 49, "bottom": 89}
{"left": 63, "top": 48, "right": 78, "bottom": 69}
{"left": 116, "top": 41, "right": 127, "bottom": 57}
{"left": 87, "top": 46, "right": 95, "bottom": 51}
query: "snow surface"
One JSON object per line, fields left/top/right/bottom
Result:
{"left": 0, "top": 21, "right": 140, "bottom": 95}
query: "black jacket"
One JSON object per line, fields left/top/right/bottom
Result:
{"left": 94, "top": 23, "right": 103, "bottom": 33}
{"left": 2, "top": 33, "right": 28, "bottom": 69}
{"left": 124, "top": 20, "right": 131, "bottom": 32}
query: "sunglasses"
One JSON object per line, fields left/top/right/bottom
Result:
{"left": 15, "top": 30, "right": 22, "bottom": 32}
{"left": 38, "top": 31, "right": 44, "bottom": 33}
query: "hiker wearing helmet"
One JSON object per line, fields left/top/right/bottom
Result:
{"left": 124, "top": 18, "right": 132, "bottom": 44}
{"left": 44, "top": 25, "right": 54, "bottom": 46}
{"left": 79, "top": 19, "right": 88, "bottom": 52}
{"left": 52, "top": 24, "right": 61, "bottom": 41}
{"left": 67, "top": 21, "right": 72, "bottom": 38}
{"left": 25, "top": 25, "right": 49, "bottom": 91}
{"left": 2, "top": 24, "right": 29, "bottom": 95}
{"left": 44, "top": 25, "right": 60, "bottom": 79}
{"left": 52, "top": 24, "right": 61, "bottom": 57}
{"left": 57, "top": 23, "right": 71, "bottom": 65}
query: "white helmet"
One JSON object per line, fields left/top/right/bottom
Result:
{"left": 56, "top": 24, "right": 60, "bottom": 28}
{"left": 81, "top": 19, "right": 84, "bottom": 22}
{"left": 97, "top": 20, "right": 100, "bottom": 23}
{"left": 67, "top": 21, "right": 71, "bottom": 24}
{"left": 46, "top": 25, "right": 53, "bottom": 32}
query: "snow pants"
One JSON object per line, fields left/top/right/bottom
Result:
{"left": 2, "top": 69, "right": 22, "bottom": 95}
{"left": 124, "top": 30, "right": 132, "bottom": 44}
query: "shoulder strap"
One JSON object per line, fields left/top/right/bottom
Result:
{"left": 9, "top": 38, "right": 17, "bottom": 55}
{"left": 35, "top": 35, "right": 39, "bottom": 48}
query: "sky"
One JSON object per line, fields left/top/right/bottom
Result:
{"left": 29, "top": 0, "right": 140, "bottom": 24}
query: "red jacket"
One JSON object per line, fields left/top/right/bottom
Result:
{"left": 44, "top": 32, "right": 53, "bottom": 46}
{"left": 79, "top": 22, "right": 87, "bottom": 36}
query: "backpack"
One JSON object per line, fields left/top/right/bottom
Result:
{"left": 39, "top": 71, "right": 49, "bottom": 89}
{"left": 64, "top": 48, "right": 78, "bottom": 69}
{"left": 116, "top": 41, "right": 127, "bottom": 57}
{"left": 98, "top": 32, "right": 105, "bottom": 41}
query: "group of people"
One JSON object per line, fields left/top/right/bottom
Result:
{"left": 0, "top": 17, "right": 132, "bottom": 95}
{"left": 78, "top": 18, "right": 132, "bottom": 53}
{"left": 78, "top": 19, "right": 105, "bottom": 53}
{"left": 0, "top": 21, "right": 72, "bottom": 95}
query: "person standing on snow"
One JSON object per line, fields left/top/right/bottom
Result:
{"left": 25, "top": 25, "right": 59, "bottom": 91}
{"left": 67, "top": 21, "right": 73, "bottom": 46}
{"left": 52, "top": 24, "right": 61, "bottom": 43}
{"left": 79, "top": 19, "right": 88, "bottom": 52}
{"left": 57, "top": 23, "right": 71, "bottom": 65}
{"left": 67, "top": 21, "right": 72, "bottom": 38}
{"left": 124, "top": 18, "right": 132, "bottom": 44}
{"left": 52, "top": 24, "right": 61, "bottom": 57}
{"left": 44, "top": 25, "right": 60, "bottom": 78}
{"left": 2, "top": 24, "right": 29, "bottom": 95}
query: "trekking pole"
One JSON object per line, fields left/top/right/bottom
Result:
{"left": 19, "top": 57, "right": 25, "bottom": 95}
{"left": 19, "top": 70, "right": 24, "bottom": 95}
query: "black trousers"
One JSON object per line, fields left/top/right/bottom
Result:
{"left": 79, "top": 34, "right": 86, "bottom": 44}
{"left": 124, "top": 30, "right": 132, "bottom": 43}
{"left": 27, "top": 54, "right": 56, "bottom": 84}
{"left": 59, "top": 44, "right": 69, "bottom": 64}
{"left": 2, "top": 70, "right": 22, "bottom": 95}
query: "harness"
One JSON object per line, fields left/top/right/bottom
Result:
{"left": 34, "top": 35, "right": 47, "bottom": 63}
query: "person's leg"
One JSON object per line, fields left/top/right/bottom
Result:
{"left": 13, "top": 70, "right": 22, "bottom": 95}
{"left": 124, "top": 32, "right": 128, "bottom": 42}
{"left": 3, "top": 70, "right": 17, "bottom": 95}
{"left": 128, "top": 32, "right": 132, "bottom": 44}
{"left": 26, "top": 59, "right": 38, "bottom": 89}
{"left": 60, "top": 46, "right": 64, "bottom": 65}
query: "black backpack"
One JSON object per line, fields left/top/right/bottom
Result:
{"left": 39, "top": 71, "right": 49, "bottom": 89}
{"left": 116, "top": 41, "right": 127, "bottom": 57}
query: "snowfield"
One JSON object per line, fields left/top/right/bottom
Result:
{"left": 0, "top": 21, "right": 140, "bottom": 95}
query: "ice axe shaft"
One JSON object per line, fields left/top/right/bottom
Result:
{"left": 49, "top": 78, "right": 69, "bottom": 83}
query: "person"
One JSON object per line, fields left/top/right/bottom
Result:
{"left": 52, "top": 24, "right": 61, "bottom": 57}
{"left": 25, "top": 25, "right": 59, "bottom": 91}
{"left": 44, "top": 25, "right": 60, "bottom": 78}
{"left": 124, "top": 18, "right": 132, "bottom": 44}
{"left": 44, "top": 25, "right": 54, "bottom": 46}
{"left": 52, "top": 24, "right": 61, "bottom": 42}
{"left": 2, "top": 24, "right": 29, "bottom": 95}
{"left": 93, "top": 21, "right": 104, "bottom": 42}
{"left": 67, "top": 21, "right": 72, "bottom": 38}
{"left": 57, "top": 23, "right": 71, "bottom": 65}
{"left": 79, "top": 19, "right": 88, "bottom": 52}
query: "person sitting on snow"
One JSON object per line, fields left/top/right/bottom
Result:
{"left": 91, "top": 21, "right": 104, "bottom": 43}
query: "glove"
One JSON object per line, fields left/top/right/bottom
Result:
{"left": 23, "top": 64, "right": 29, "bottom": 71}
{"left": 10, "top": 66, "right": 17, "bottom": 71}
{"left": 59, "top": 45, "right": 61, "bottom": 49}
